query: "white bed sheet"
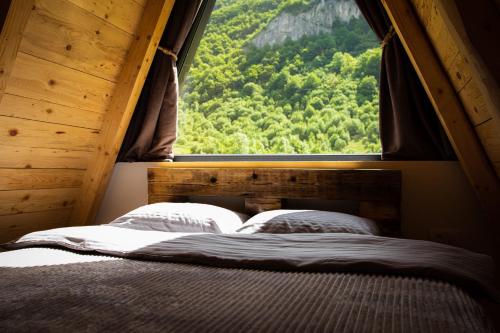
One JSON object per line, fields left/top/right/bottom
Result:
{"left": 0, "top": 247, "right": 120, "bottom": 267}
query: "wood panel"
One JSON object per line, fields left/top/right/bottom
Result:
{"left": 20, "top": 0, "right": 134, "bottom": 82}
{"left": 66, "top": 0, "right": 144, "bottom": 35}
{"left": 0, "top": 0, "right": 156, "bottom": 238}
{"left": 0, "top": 146, "right": 90, "bottom": 169}
{"left": 0, "top": 208, "right": 72, "bottom": 243}
{"left": 411, "top": 0, "right": 500, "bottom": 178}
{"left": 244, "top": 197, "right": 282, "bottom": 214}
{"left": 0, "top": 116, "right": 99, "bottom": 151}
{"left": 382, "top": 0, "right": 500, "bottom": 242}
{"left": 0, "top": 0, "right": 35, "bottom": 106}
{"left": 71, "top": 0, "right": 176, "bottom": 226}
{"left": 148, "top": 168, "right": 401, "bottom": 202}
{"left": 435, "top": 0, "right": 500, "bottom": 116}
{"left": 6, "top": 52, "right": 114, "bottom": 113}
{"left": 411, "top": 0, "right": 458, "bottom": 71}
{"left": 0, "top": 169, "right": 83, "bottom": 191}
{"left": 447, "top": 52, "right": 471, "bottom": 92}
{"left": 0, "top": 188, "right": 79, "bottom": 216}
{"left": 411, "top": 0, "right": 491, "bottom": 125}
{"left": 458, "top": 80, "right": 492, "bottom": 126}
{"left": 0, "top": 93, "right": 103, "bottom": 129}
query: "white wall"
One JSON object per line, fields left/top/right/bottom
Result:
{"left": 96, "top": 161, "right": 491, "bottom": 254}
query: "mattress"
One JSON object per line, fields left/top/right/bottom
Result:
{"left": 0, "top": 226, "right": 497, "bottom": 332}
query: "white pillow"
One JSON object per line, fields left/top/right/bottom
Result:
{"left": 109, "top": 203, "right": 248, "bottom": 233}
{"left": 236, "top": 209, "right": 380, "bottom": 235}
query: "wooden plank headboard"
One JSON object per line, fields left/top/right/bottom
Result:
{"left": 147, "top": 168, "right": 402, "bottom": 235}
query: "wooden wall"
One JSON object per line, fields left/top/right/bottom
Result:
{"left": 411, "top": 0, "right": 500, "bottom": 178}
{"left": 0, "top": 0, "right": 146, "bottom": 242}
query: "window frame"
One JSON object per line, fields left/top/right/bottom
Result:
{"left": 176, "top": 0, "right": 382, "bottom": 162}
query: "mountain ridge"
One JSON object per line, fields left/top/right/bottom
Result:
{"left": 252, "top": 0, "right": 361, "bottom": 48}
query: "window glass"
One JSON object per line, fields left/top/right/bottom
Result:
{"left": 177, "top": 0, "right": 381, "bottom": 154}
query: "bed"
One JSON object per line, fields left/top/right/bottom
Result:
{"left": 0, "top": 168, "right": 497, "bottom": 332}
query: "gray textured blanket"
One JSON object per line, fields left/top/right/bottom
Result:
{"left": 0, "top": 260, "right": 494, "bottom": 332}
{"left": 0, "top": 226, "right": 497, "bottom": 332}
{"left": 3, "top": 226, "right": 497, "bottom": 298}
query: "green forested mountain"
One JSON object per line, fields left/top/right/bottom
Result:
{"left": 177, "top": 0, "right": 381, "bottom": 154}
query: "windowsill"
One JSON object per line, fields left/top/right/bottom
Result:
{"left": 173, "top": 154, "right": 381, "bottom": 162}
{"left": 118, "top": 158, "right": 458, "bottom": 170}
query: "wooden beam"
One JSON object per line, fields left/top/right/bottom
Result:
{"left": 381, "top": 0, "right": 500, "bottom": 233}
{"left": 0, "top": 0, "right": 35, "bottom": 106}
{"left": 434, "top": 0, "right": 500, "bottom": 120}
{"left": 70, "top": 0, "right": 175, "bottom": 226}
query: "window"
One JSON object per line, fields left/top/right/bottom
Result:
{"left": 177, "top": 0, "right": 381, "bottom": 155}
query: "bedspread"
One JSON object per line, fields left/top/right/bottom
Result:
{"left": 0, "top": 226, "right": 497, "bottom": 332}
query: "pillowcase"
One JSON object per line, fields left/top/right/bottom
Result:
{"left": 236, "top": 209, "right": 380, "bottom": 235}
{"left": 108, "top": 203, "right": 249, "bottom": 233}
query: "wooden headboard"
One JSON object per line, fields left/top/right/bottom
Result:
{"left": 148, "top": 168, "right": 402, "bottom": 235}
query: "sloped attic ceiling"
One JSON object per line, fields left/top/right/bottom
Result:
{"left": 0, "top": 0, "right": 498, "bottom": 243}
{"left": 382, "top": 0, "right": 500, "bottom": 224}
{"left": 0, "top": 0, "right": 175, "bottom": 241}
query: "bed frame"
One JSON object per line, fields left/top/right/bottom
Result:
{"left": 147, "top": 168, "right": 402, "bottom": 235}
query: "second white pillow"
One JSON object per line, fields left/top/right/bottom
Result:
{"left": 236, "top": 209, "right": 380, "bottom": 235}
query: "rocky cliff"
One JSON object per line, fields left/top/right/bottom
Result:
{"left": 251, "top": 0, "right": 360, "bottom": 48}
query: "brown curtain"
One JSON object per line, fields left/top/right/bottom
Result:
{"left": 118, "top": 0, "right": 203, "bottom": 161}
{"left": 355, "top": 0, "right": 455, "bottom": 160}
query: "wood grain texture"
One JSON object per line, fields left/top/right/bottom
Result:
{"left": 0, "top": 169, "right": 83, "bottom": 191}
{"left": 6, "top": 52, "right": 114, "bottom": 113}
{"left": 433, "top": 0, "right": 500, "bottom": 121}
{"left": 66, "top": 0, "right": 144, "bottom": 35}
{"left": 458, "top": 80, "right": 492, "bottom": 126}
{"left": 245, "top": 197, "right": 283, "bottom": 214}
{"left": 0, "top": 188, "right": 79, "bottom": 216}
{"left": 0, "top": 146, "right": 90, "bottom": 169}
{"left": 383, "top": 0, "right": 500, "bottom": 241}
{"left": 447, "top": 52, "right": 472, "bottom": 92}
{"left": 0, "top": 93, "right": 103, "bottom": 130}
{"left": 0, "top": 208, "right": 71, "bottom": 243}
{"left": 71, "top": 0, "right": 176, "bottom": 226}
{"left": 411, "top": 0, "right": 488, "bottom": 124}
{"left": 0, "top": 115, "right": 99, "bottom": 151}
{"left": 411, "top": 0, "right": 500, "bottom": 178}
{"left": 0, "top": 0, "right": 35, "bottom": 106}
{"left": 131, "top": 0, "right": 147, "bottom": 7}
{"left": 148, "top": 168, "right": 401, "bottom": 202}
{"left": 147, "top": 168, "right": 401, "bottom": 228}
{"left": 20, "top": 0, "right": 134, "bottom": 82}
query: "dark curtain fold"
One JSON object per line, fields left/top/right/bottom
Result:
{"left": 118, "top": 0, "right": 203, "bottom": 162}
{"left": 355, "top": 0, "right": 455, "bottom": 160}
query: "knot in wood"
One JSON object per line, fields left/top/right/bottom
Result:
{"left": 209, "top": 176, "right": 217, "bottom": 184}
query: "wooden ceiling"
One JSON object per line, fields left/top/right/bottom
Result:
{"left": 0, "top": 0, "right": 498, "bottom": 243}
{"left": 383, "top": 0, "right": 500, "bottom": 246}
{"left": 0, "top": 0, "right": 174, "bottom": 241}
